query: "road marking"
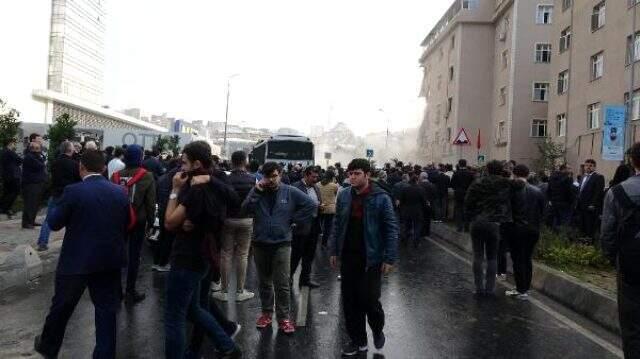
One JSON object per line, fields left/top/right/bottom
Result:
{"left": 426, "top": 236, "right": 624, "bottom": 359}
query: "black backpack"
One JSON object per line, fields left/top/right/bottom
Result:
{"left": 612, "top": 185, "right": 640, "bottom": 285}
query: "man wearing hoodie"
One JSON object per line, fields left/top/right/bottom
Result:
{"left": 241, "top": 162, "right": 316, "bottom": 334}
{"left": 113, "top": 144, "right": 156, "bottom": 304}
{"left": 329, "top": 158, "right": 399, "bottom": 357}
{"left": 464, "top": 160, "right": 524, "bottom": 296}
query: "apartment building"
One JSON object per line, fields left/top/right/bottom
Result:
{"left": 418, "top": 0, "right": 553, "bottom": 166}
{"left": 548, "top": 0, "right": 640, "bottom": 180}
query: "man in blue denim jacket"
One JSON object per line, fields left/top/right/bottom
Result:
{"left": 329, "top": 158, "right": 399, "bottom": 357}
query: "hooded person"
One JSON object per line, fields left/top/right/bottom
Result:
{"left": 113, "top": 144, "right": 156, "bottom": 303}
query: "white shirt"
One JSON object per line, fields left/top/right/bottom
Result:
{"left": 107, "top": 158, "right": 125, "bottom": 180}
{"left": 83, "top": 173, "right": 103, "bottom": 181}
{"left": 580, "top": 173, "right": 593, "bottom": 192}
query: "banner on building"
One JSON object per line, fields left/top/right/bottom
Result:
{"left": 601, "top": 105, "right": 626, "bottom": 161}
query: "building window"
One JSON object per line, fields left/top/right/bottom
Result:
{"left": 449, "top": 66, "right": 454, "bottom": 81}
{"left": 624, "top": 91, "right": 640, "bottom": 120}
{"left": 557, "top": 114, "right": 567, "bottom": 137}
{"left": 499, "top": 18, "right": 509, "bottom": 41}
{"left": 535, "top": 43, "right": 552, "bottom": 63}
{"left": 447, "top": 127, "right": 452, "bottom": 142}
{"left": 502, "top": 49, "right": 509, "bottom": 69}
{"left": 436, "top": 104, "right": 442, "bottom": 123}
{"left": 626, "top": 32, "right": 640, "bottom": 65}
{"left": 437, "top": 75, "right": 442, "bottom": 89}
{"left": 447, "top": 97, "right": 453, "bottom": 115}
{"left": 562, "top": 0, "right": 572, "bottom": 11}
{"left": 499, "top": 87, "right": 507, "bottom": 106}
{"left": 533, "top": 82, "right": 550, "bottom": 102}
{"left": 462, "top": 0, "right": 479, "bottom": 9}
{"left": 451, "top": 35, "right": 456, "bottom": 49}
{"left": 531, "top": 119, "right": 548, "bottom": 137}
{"left": 440, "top": 48, "right": 444, "bottom": 61}
{"left": 588, "top": 103, "right": 601, "bottom": 129}
{"left": 592, "top": 2, "right": 606, "bottom": 31}
{"left": 497, "top": 121, "right": 506, "bottom": 143}
{"left": 536, "top": 5, "right": 554, "bottom": 24}
{"left": 557, "top": 70, "right": 569, "bottom": 94}
{"left": 591, "top": 52, "right": 604, "bottom": 80}
{"left": 560, "top": 27, "right": 572, "bottom": 52}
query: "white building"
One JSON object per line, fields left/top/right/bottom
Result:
{"left": 0, "top": 0, "right": 165, "bottom": 133}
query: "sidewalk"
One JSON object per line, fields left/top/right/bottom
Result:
{"left": 0, "top": 214, "right": 64, "bottom": 292}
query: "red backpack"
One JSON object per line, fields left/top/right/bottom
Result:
{"left": 112, "top": 168, "right": 148, "bottom": 231}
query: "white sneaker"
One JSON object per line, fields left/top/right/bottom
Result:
{"left": 516, "top": 293, "right": 529, "bottom": 301}
{"left": 212, "top": 291, "right": 228, "bottom": 302}
{"left": 505, "top": 289, "right": 520, "bottom": 297}
{"left": 337, "top": 275, "right": 341, "bottom": 281}
{"left": 496, "top": 274, "right": 507, "bottom": 281}
{"left": 230, "top": 323, "right": 242, "bottom": 339}
{"left": 236, "top": 290, "right": 255, "bottom": 302}
{"left": 211, "top": 281, "right": 222, "bottom": 292}
{"left": 156, "top": 264, "right": 171, "bottom": 272}
{"left": 151, "top": 265, "right": 160, "bottom": 272}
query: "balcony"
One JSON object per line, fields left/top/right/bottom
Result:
{"left": 420, "top": 0, "right": 462, "bottom": 54}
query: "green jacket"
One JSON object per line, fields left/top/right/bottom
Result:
{"left": 115, "top": 167, "right": 156, "bottom": 227}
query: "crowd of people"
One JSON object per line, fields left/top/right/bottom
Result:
{"left": 1, "top": 133, "right": 639, "bottom": 358}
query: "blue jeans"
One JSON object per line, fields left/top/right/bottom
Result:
{"left": 164, "top": 265, "right": 235, "bottom": 358}
{"left": 38, "top": 197, "right": 59, "bottom": 247}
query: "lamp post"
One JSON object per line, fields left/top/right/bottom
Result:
{"left": 223, "top": 73, "right": 240, "bottom": 157}
{"left": 378, "top": 108, "right": 390, "bottom": 150}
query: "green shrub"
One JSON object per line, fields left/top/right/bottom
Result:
{"left": 535, "top": 227, "right": 612, "bottom": 270}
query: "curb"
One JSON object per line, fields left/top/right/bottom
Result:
{"left": 0, "top": 243, "right": 61, "bottom": 293}
{"left": 431, "top": 223, "right": 620, "bottom": 334}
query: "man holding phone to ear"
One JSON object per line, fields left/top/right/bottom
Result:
{"left": 241, "top": 161, "right": 317, "bottom": 334}
{"left": 329, "top": 158, "right": 398, "bottom": 357}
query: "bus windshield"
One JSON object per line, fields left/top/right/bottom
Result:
{"left": 267, "top": 140, "right": 313, "bottom": 160}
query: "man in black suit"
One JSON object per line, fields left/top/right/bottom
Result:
{"left": 290, "top": 166, "right": 322, "bottom": 288}
{"left": 34, "top": 150, "right": 129, "bottom": 359}
{"left": 21, "top": 141, "right": 47, "bottom": 229}
{"left": 577, "top": 158, "right": 605, "bottom": 240}
{"left": 0, "top": 138, "right": 22, "bottom": 217}
{"left": 450, "top": 159, "right": 475, "bottom": 232}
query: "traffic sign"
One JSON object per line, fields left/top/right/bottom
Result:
{"left": 366, "top": 149, "right": 374, "bottom": 158}
{"left": 324, "top": 152, "right": 332, "bottom": 160}
{"left": 453, "top": 128, "right": 470, "bottom": 145}
{"left": 477, "top": 155, "right": 485, "bottom": 165}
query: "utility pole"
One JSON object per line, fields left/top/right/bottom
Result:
{"left": 223, "top": 74, "right": 239, "bottom": 157}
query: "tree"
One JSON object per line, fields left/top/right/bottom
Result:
{"left": 0, "top": 98, "right": 21, "bottom": 147}
{"left": 47, "top": 113, "right": 77, "bottom": 162}
{"left": 155, "top": 135, "right": 181, "bottom": 157}
{"left": 534, "top": 138, "right": 566, "bottom": 173}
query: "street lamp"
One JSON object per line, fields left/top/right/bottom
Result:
{"left": 223, "top": 73, "right": 240, "bottom": 157}
{"left": 378, "top": 108, "right": 390, "bottom": 150}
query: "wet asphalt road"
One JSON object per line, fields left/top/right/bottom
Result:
{"left": 0, "top": 236, "right": 622, "bottom": 359}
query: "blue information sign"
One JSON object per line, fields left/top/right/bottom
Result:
{"left": 602, "top": 105, "right": 625, "bottom": 161}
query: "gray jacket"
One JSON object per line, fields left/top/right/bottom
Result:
{"left": 241, "top": 184, "right": 317, "bottom": 245}
{"left": 601, "top": 174, "right": 640, "bottom": 261}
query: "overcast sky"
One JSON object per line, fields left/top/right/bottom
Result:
{"left": 104, "top": 0, "right": 452, "bottom": 136}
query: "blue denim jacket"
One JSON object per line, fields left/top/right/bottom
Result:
{"left": 329, "top": 182, "right": 399, "bottom": 268}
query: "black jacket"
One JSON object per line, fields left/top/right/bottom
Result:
{"left": 291, "top": 180, "right": 321, "bottom": 235}
{"left": 51, "top": 154, "right": 81, "bottom": 197}
{"left": 465, "top": 175, "right": 525, "bottom": 224}
{"left": 547, "top": 171, "right": 575, "bottom": 204}
{"left": 577, "top": 172, "right": 605, "bottom": 212}
{"left": 514, "top": 181, "right": 546, "bottom": 230}
{"left": 450, "top": 168, "right": 475, "bottom": 201}
{"left": 1, "top": 148, "right": 22, "bottom": 181}
{"left": 398, "top": 183, "right": 429, "bottom": 220}
{"left": 227, "top": 169, "right": 256, "bottom": 218}
{"left": 21, "top": 151, "right": 47, "bottom": 185}
{"left": 142, "top": 156, "right": 165, "bottom": 180}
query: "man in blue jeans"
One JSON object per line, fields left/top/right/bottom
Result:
{"left": 164, "top": 141, "right": 241, "bottom": 359}
{"left": 37, "top": 141, "right": 81, "bottom": 251}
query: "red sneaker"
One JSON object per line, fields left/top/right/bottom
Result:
{"left": 256, "top": 313, "right": 273, "bottom": 328}
{"left": 278, "top": 319, "right": 296, "bottom": 334}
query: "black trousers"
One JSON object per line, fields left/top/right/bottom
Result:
{"left": 578, "top": 207, "right": 599, "bottom": 239}
{"left": 341, "top": 256, "right": 384, "bottom": 346}
{"left": 126, "top": 223, "right": 146, "bottom": 292}
{"left": 21, "top": 182, "right": 45, "bottom": 226}
{"left": 320, "top": 213, "right": 335, "bottom": 247}
{"left": 39, "top": 271, "right": 121, "bottom": 359}
{"left": 0, "top": 179, "right": 19, "bottom": 213}
{"left": 509, "top": 226, "right": 539, "bottom": 293}
{"left": 454, "top": 198, "right": 469, "bottom": 232}
{"left": 619, "top": 277, "right": 640, "bottom": 359}
{"left": 291, "top": 219, "right": 320, "bottom": 284}
{"left": 189, "top": 267, "right": 236, "bottom": 355}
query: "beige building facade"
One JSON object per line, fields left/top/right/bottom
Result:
{"left": 418, "top": 0, "right": 553, "bottom": 167}
{"left": 548, "top": 0, "right": 640, "bottom": 181}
